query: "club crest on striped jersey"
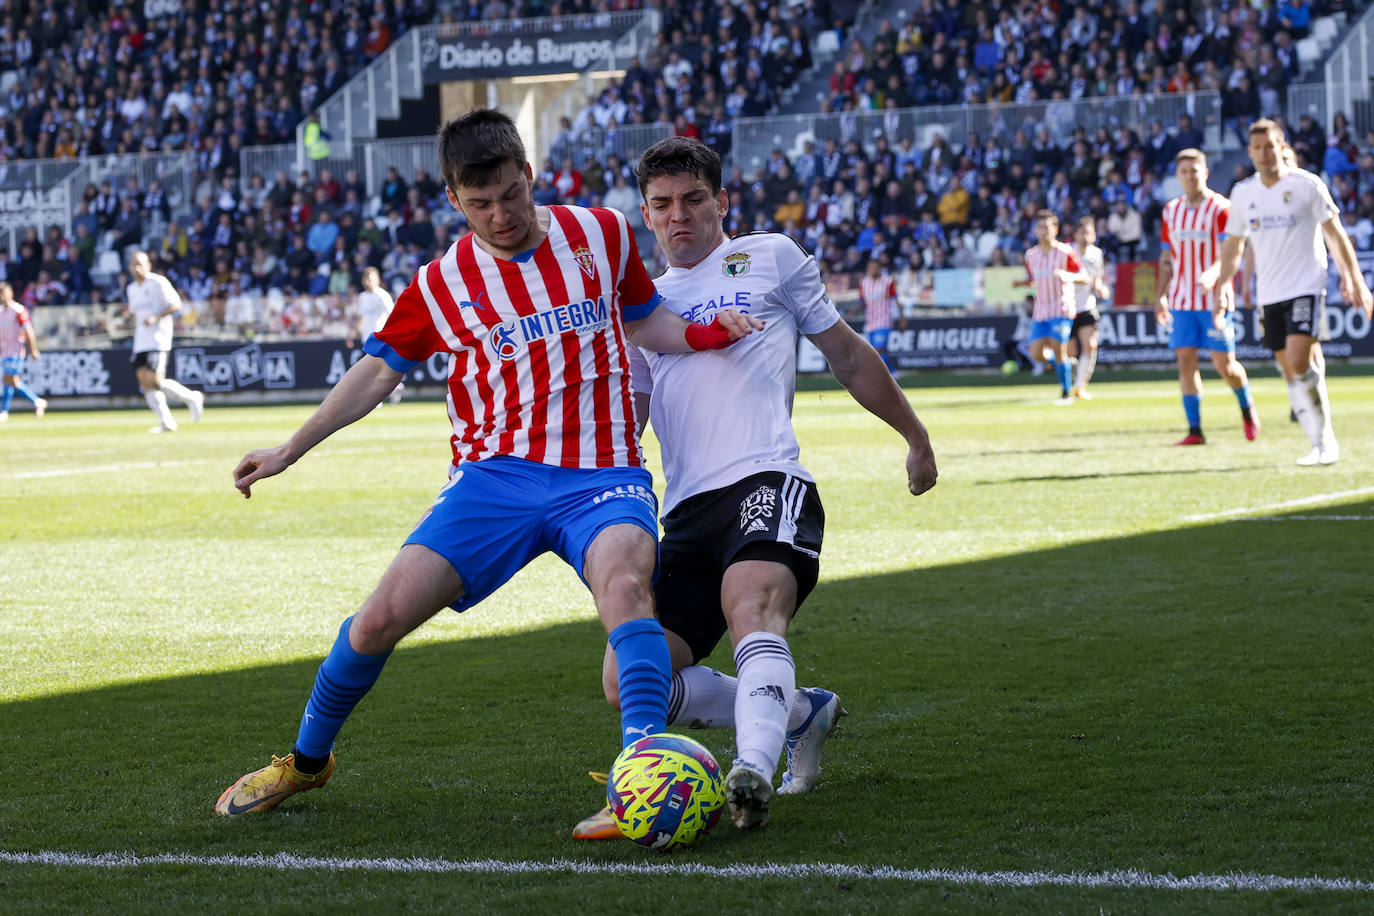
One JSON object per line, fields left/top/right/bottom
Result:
{"left": 722, "top": 252, "right": 752, "bottom": 278}
{"left": 572, "top": 245, "right": 597, "bottom": 279}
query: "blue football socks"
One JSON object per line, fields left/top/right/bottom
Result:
{"left": 1056, "top": 360, "right": 1072, "bottom": 395}
{"left": 609, "top": 617, "right": 670, "bottom": 748}
{"left": 295, "top": 616, "right": 392, "bottom": 758}
{"left": 0, "top": 386, "right": 11, "bottom": 412}
{"left": 1232, "top": 383, "right": 1253, "bottom": 411}
{"left": 1183, "top": 393, "right": 1201, "bottom": 431}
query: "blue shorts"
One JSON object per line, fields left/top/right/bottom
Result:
{"left": 1029, "top": 318, "right": 1072, "bottom": 343}
{"left": 866, "top": 328, "right": 890, "bottom": 352}
{"left": 406, "top": 456, "right": 658, "bottom": 613}
{"left": 1169, "top": 309, "right": 1236, "bottom": 353}
{"left": 2, "top": 356, "right": 23, "bottom": 375}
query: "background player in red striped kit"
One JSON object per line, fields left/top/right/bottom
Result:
{"left": 1023, "top": 211, "right": 1089, "bottom": 404}
{"left": 214, "top": 109, "right": 761, "bottom": 817}
{"left": 1156, "top": 149, "right": 1258, "bottom": 446}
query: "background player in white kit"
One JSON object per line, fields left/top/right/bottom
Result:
{"left": 1068, "top": 216, "right": 1109, "bottom": 400}
{"left": 576, "top": 138, "right": 937, "bottom": 836}
{"left": 349, "top": 266, "right": 402, "bottom": 404}
{"left": 1157, "top": 148, "right": 1259, "bottom": 446}
{"left": 1205, "top": 119, "right": 1374, "bottom": 465}
{"left": 125, "top": 250, "right": 204, "bottom": 433}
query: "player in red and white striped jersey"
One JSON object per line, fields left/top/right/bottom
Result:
{"left": 0, "top": 282, "right": 47, "bottom": 420}
{"left": 1023, "top": 210, "right": 1088, "bottom": 403}
{"left": 216, "top": 110, "right": 762, "bottom": 819}
{"left": 1156, "top": 148, "right": 1258, "bottom": 446}
{"left": 859, "top": 259, "right": 900, "bottom": 370}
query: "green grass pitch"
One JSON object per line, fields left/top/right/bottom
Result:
{"left": 1, "top": 369, "right": 1371, "bottom": 911}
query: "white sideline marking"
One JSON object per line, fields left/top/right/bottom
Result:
{"left": 1, "top": 850, "right": 1371, "bottom": 893}
{"left": 1182, "top": 487, "right": 1374, "bottom": 523}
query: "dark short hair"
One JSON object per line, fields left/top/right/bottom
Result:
{"left": 1175, "top": 147, "right": 1207, "bottom": 165}
{"left": 438, "top": 109, "right": 527, "bottom": 190}
{"left": 1035, "top": 209, "right": 1058, "bottom": 224}
{"left": 1249, "top": 117, "right": 1285, "bottom": 140}
{"left": 635, "top": 136, "right": 722, "bottom": 198}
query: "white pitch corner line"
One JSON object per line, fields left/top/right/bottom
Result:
{"left": 1, "top": 851, "right": 1372, "bottom": 893}
{"left": 1182, "top": 487, "right": 1374, "bottom": 523}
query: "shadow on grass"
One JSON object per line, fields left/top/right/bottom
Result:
{"left": 1, "top": 502, "right": 1371, "bottom": 878}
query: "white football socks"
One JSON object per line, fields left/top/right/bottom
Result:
{"left": 732, "top": 632, "right": 795, "bottom": 780}
{"left": 144, "top": 389, "right": 175, "bottom": 428}
{"left": 159, "top": 377, "right": 198, "bottom": 406}
{"left": 1074, "top": 347, "right": 1096, "bottom": 390}
{"left": 669, "top": 664, "right": 812, "bottom": 732}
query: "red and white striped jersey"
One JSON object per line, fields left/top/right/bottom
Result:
{"left": 1160, "top": 191, "right": 1229, "bottom": 311}
{"left": 369, "top": 205, "right": 659, "bottom": 470}
{"left": 1023, "top": 241, "right": 1081, "bottom": 320}
{"left": 859, "top": 273, "right": 897, "bottom": 331}
{"left": 0, "top": 301, "right": 32, "bottom": 359}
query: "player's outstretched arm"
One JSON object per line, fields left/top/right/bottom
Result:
{"left": 233, "top": 354, "right": 404, "bottom": 498}
{"left": 624, "top": 305, "right": 763, "bottom": 352}
{"left": 809, "top": 320, "right": 937, "bottom": 496}
{"left": 1321, "top": 216, "right": 1374, "bottom": 318}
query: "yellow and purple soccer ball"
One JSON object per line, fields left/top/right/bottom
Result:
{"left": 607, "top": 733, "right": 726, "bottom": 850}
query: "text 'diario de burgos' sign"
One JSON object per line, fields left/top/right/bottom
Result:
{"left": 420, "top": 28, "right": 628, "bottom": 80}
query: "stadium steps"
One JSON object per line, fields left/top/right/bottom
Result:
{"left": 772, "top": 0, "right": 887, "bottom": 117}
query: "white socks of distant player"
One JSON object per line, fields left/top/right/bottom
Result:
{"left": 732, "top": 632, "right": 795, "bottom": 780}
{"left": 1074, "top": 348, "right": 1096, "bottom": 390}
{"left": 1289, "top": 366, "right": 1334, "bottom": 449}
{"left": 668, "top": 665, "right": 813, "bottom": 732}
{"left": 159, "top": 377, "right": 197, "bottom": 406}
{"left": 143, "top": 389, "right": 174, "bottom": 428}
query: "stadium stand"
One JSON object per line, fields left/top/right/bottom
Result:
{"left": 3, "top": 0, "right": 1370, "bottom": 343}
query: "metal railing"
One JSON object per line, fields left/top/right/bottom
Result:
{"left": 730, "top": 91, "right": 1223, "bottom": 174}
{"left": 0, "top": 157, "right": 85, "bottom": 191}
{"left": 1322, "top": 4, "right": 1374, "bottom": 135}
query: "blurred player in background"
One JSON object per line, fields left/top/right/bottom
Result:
{"left": 859, "top": 258, "right": 902, "bottom": 373}
{"left": 0, "top": 282, "right": 46, "bottom": 420}
{"left": 1205, "top": 119, "right": 1374, "bottom": 465}
{"left": 1068, "top": 216, "right": 1109, "bottom": 399}
{"left": 349, "top": 266, "right": 402, "bottom": 404}
{"left": 126, "top": 250, "right": 205, "bottom": 433}
{"left": 214, "top": 109, "right": 759, "bottom": 818}
{"left": 1156, "top": 149, "right": 1258, "bottom": 446}
{"left": 1023, "top": 211, "right": 1089, "bottom": 404}
{"left": 575, "top": 137, "right": 937, "bottom": 838}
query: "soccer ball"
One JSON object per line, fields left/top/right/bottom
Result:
{"left": 607, "top": 733, "right": 726, "bottom": 850}
{"left": 1001, "top": 359, "right": 1019, "bottom": 375}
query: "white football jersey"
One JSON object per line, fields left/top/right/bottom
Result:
{"left": 357, "top": 288, "right": 394, "bottom": 334}
{"left": 1072, "top": 243, "right": 1104, "bottom": 313}
{"left": 127, "top": 273, "right": 181, "bottom": 353}
{"left": 634, "top": 233, "right": 842, "bottom": 515}
{"left": 1228, "top": 168, "right": 1339, "bottom": 305}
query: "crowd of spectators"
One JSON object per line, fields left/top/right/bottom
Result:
{"left": 2, "top": 0, "right": 1371, "bottom": 341}
{"left": 0, "top": 0, "right": 444, "bottom": 165}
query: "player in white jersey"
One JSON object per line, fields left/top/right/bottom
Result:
{"left": 215, "top": 110, "right": 761, "bottom": 818}
{"left": 0, "top": 282, "right": 46, "bottom": 420}
{"left": 1068, "top": 216, "right": 1109, "bottom": 399}
{"left": 574, "top": 138, "right": 937, "bottom": 837}
{"left": 349, "top": 266, "right": 402, "bottom": 404}
{"left": 1156, "top": 148, "right": 1259, "bottom": 446}
{"left": 1204, "top": 119, "right": 1373, "bottom": 465}
{"left": 125, "top": 251, "right": 205, "bottom": 433}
